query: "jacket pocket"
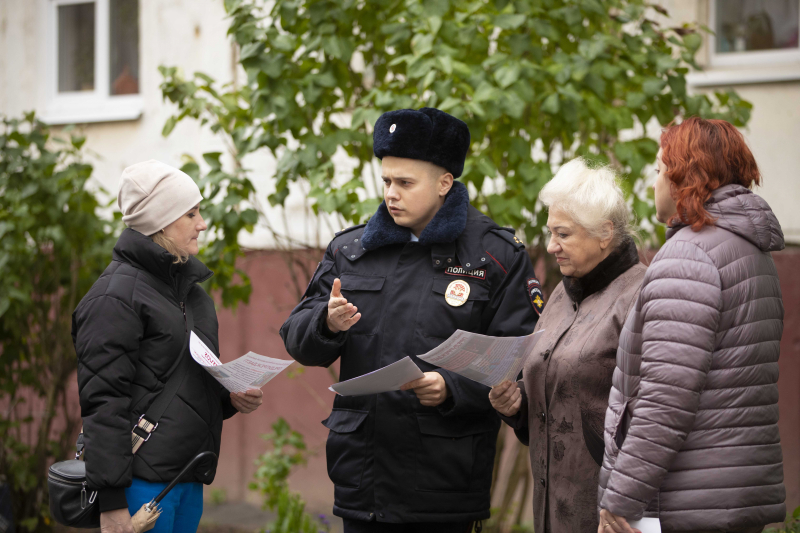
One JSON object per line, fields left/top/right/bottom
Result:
{"left": 339, "top": 274, "right": 385, "bottom": 335}
{"left": 420, "top": 278, "right": 491, "bottom": 339}
{"left": 322, "top": 409, "right": 370, "bottom": 489}
{"left": 415, "top": 413, "right": 497, "bottom": 493}
{"left": 609, "top": 399, "right": 631, "bottom": 455}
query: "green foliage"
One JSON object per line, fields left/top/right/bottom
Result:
{"left": 766, "top": 507, "right": 800, "bottom": 533}
{"left": 160, "top": 0, "right": 752, "bottom": 260}
{"left": 0, "top": 113, "right": 119, "bottom": 532}
{"left": 178, "top": 151, "right": 257, "bottom": 308}
{"left": 249, "top": 418, "right": 329, "bottom": 533}
{"left": 208, "top": 487, "right": 228, "bottom": 506}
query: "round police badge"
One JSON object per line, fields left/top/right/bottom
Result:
{"left": 445, "top": 280, "right": 470, "bottom": 307}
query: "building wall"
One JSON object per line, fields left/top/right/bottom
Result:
{"left": 1, "top": 0, "right": 234, "bottom": 191}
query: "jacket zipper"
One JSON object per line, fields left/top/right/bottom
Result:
{"left": 180, "top": 301, "right": 187, "bottom": 333}
{"left": 48, "top": 472, "right": 85, "bottom": 485}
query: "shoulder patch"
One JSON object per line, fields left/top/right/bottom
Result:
{"left": 489, "top": 227, "right": 525, "bottom": 250}
{"left": 335, "top": 223, "right": 366, "bottom": 238}
{"left": 527, "top": 278, "right": 544, "bottom": 316}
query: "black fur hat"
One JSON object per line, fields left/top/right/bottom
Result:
{"left": 372, "top": 108, "right": 471, "bottom": 178}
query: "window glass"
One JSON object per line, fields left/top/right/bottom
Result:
{"left": 109, "top": 0, "right": 140, "bottom": 95}
{"left": 716, "top": 0, "right": 800, "bottom": 53}
{"left": 58, "top": 3, "right": 95, "bottom": 92}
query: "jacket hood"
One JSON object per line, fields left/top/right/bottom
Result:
{"left": 112, "top": 228, "right": 212, "bottom": 287}
{"left": 667, "top": 184, "right": 784, "bottom": 252}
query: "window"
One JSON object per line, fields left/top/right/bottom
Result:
{"left": 710, "top": 0, "right": 800, "bottom": 66}
{"left": 43, "top": 0, "right": 142, "bottom": 124}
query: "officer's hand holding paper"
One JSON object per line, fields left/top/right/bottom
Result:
{"left": 189, "top": 332, "right": 293, "bottom": 393}
{"left": 331, "top": 329, "right": 544, "bottom": 397}
{"left": 417, "top": 329, "right": 545, "bottom": 387}
{"left": 329, "top": 356, "right": 424, "bottom": 396}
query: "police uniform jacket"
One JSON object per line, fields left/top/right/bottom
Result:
{"left": 280, "top": 182, "right": 540, "bottom": 524}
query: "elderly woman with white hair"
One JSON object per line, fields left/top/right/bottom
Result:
{"left": 489, "top": 158, "right": 646, "bottom": 533}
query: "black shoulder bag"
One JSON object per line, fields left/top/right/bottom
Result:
{"left": 48, "top": 303, "right": 195, "bottom": 528}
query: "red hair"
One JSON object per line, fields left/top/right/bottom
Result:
{"left": 660, "top": 117, "right": 761, "bottom": 231}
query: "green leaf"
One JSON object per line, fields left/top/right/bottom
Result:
{"left": 71, "top": 135, "right": 86, "bottom": 149}
{"left": 683, "top": 32, "right": 702, "bottom": 52}
{"left": 643, "top": 79, "right": 668, "bottom": 97}
{"left": 439, "top": 96, "right": 461, "bottom": 112}
{"left": 667, "top": 75, "right": 686, "bottom": 98}
{"left": 224, "top": 0, "right": 243, "bottom": 13}
{"left": 494, "top": 64, "right": 521, "bottom": 88}
{"left": 411, "top": 33, "right": 434, "bottom": 57}
{"left": 494, "top": 14, "right": 526, "bottom": 30}
{"left": 240, "top": 42, "right": 264, "bottom": 60}
{"left": 437, "top": 55, "right": 453, "bottom": 75}
{"left": 423, "top": 0, "right": 449, "bottom": 17}
{"left": 541, "top": 93, "right": 560, "bottom": 114}
{"left": 626, "top": 92, "right": 647, "bottom": 108}
{"left": 162, "top": 116, "right": 178, "bottom": 137}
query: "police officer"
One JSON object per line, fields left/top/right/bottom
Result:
{"left": 280, "top": 108, "right": 541, "bottom": 533}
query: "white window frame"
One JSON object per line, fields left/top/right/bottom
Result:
{"left": 41, "top": 0, "right": 143, "bottom": 125}
{"left": 709, "top": 0, "right": 800, "bottom": 67}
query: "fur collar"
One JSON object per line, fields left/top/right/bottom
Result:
{"left": 562, "top": 237, "right": 640, "bottom": 304}
{"left": 361, "top": 181, "right": 470, "bottom": 250}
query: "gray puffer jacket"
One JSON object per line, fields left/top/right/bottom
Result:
{"left": 598, "top": 184, "right": 786, "bottom": 531}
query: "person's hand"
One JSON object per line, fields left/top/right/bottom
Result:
{"left": 231, "top": 389, "right": 263, "bottom": 414}
{"left": 326, "top": 278, "right": 361, "bottom": 333}
{"left": 400, "top": 372, "right": 451, "bottom": 407}
{"left": 598, "top": 509, "right": 640, "bottom": 533}
{"left": 100, "top": 508, "right": 134, "bottom": 533}
{"left": 489, "top": 380, "right": 522, "bottom": 417}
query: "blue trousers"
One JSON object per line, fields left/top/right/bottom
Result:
{"left": 125, "top": 478, "right": 203, "bottom": 533}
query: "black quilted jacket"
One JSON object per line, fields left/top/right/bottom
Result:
{"left": 72, "top": 229, "right": 237, "bottom": 512}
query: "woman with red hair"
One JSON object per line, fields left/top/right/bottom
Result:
{"left": 597, "top": 117, "right": 786, "bottom": 533}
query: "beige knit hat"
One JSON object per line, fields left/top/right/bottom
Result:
{"left": 117, "top": 160, "right": 203, "bottom": 235}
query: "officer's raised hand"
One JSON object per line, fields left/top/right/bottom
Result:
{"left": 326, "top": 278, "right": 361, "bottom": 333}
{"left": 400, "top": 373, "right": 451, "bottom": 406}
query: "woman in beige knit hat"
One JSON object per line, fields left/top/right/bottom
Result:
{"left": 72, "top": 160, "right": 263, "bottom": 533}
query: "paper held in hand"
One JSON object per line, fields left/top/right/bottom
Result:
{"left": 628, "top": 518, "right": 661, "bottom": 533}
{"left": 417, "top": 329, "right": 546, "bottom": 387}
{"left": 189, "top": 332, "right": 293, "bottom": 393}
{"left": 329, "top": 356, "right": 425, "bottom": 397}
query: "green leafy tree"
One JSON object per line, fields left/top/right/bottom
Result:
{"left": 249, "top": 418, "right": 330, "bottom": 533}
{"left": 160, "top": 0, "right": 754, "bottom": 529}
{"left": 161, "top": 0, "right": 751, "bottom": 252}
{"left": 0, "top": 114, "right": 120, "bottom": 532}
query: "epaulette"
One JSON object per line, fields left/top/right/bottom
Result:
{"left": 334, "top": 224, "right": 366, "bottom": 238}
{"left": 489, "top": 227, "right": 525, "bottom": 250}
